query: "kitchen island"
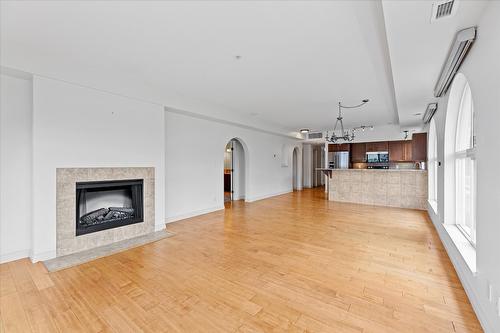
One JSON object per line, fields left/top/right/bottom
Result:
{"left": 328, "top": 169, "right": 427, "bottom": 210}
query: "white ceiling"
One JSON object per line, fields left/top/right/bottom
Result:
{"left": 382, "top": 0, "right": 488, "bottom": 126}
{"left": 0, "top": 1, "right": 489, "bottom": 135}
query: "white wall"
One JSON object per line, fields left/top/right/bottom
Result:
{"left": 165, "top": 109, "right": 298, "bottom": 222}
{"left": 0, "top": 73, "right": 33, "bottom": 263}
{"left": 428, "top": 3, "right": 500, "bottom": 332}
{"left": 1, "top": 72, "right": 301, "bottom": 263}
{"left": 31, "top": 76, "right": 166, "bottom": 261}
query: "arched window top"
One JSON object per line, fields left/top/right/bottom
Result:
{"left": 455, "top": 82, "right": 474, "bottom": 153}
{"left": 445, "top": 73, "right": 476, "bottom": 245}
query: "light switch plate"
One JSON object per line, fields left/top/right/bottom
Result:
{"left": 489, "top": 283, "right": 494, "bottom": 302}
{"left": 497, "top": 297, "right": 500, "bottom": 317}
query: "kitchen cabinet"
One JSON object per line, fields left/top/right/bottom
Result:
{"left": 412, "top": 133, "right": 427, "bottom": 161}
{"left": 403, "top": 140, "right": 413, "bottom": 161}
{"left": 365, "top": 141, "right": 388, "bottom": 152}
{"left": 351, "top": 143, "right": 366, "bottom": 162}
{"left": 388, "top": 141, "right": 403, "bottom": 161}
{"left": 388, "top": 140, "right": 413, "bottom": 161}
{"left": 328, "top": 143, "right": 350, "bottom": 152}
{"left": 325, "top": 135, "right": 427, "bottom": 161}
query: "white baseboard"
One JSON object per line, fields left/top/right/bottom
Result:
{"left": 427, "top": 204, "right": 497, "bottom": 333}
{"left": 165, "top": 205, "right": 224, "bottom": 223}
{"left": 245, "top": 189, "right": 292, "bottom": 203}
{"left": 154, "top": 223, "right": 166, "bottom": 232}
{"left": 30, "top": 249, "right": 57, "bottom": 263}
{"left": 0, "top": 249, "right": 31, "bottom": 264}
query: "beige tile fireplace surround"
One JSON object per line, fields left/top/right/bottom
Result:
{"left": 56, "top": 167, "right": 155, "bottom": 257}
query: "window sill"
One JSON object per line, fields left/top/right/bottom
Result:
{"left": 443, "top": 224, "right": 477, "bottom": 275}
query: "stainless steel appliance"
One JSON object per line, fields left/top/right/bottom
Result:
{"left": 366, "top": 151, "right": 389, "bottom": 169}
{"left": 330, "top": 151, "right": 349, "bottom": 169}
{"left": 367, "top": 164, "right": 389, "bottom": 169}
{"left": 366, "top": 152, "right": 389, "bottom": 163}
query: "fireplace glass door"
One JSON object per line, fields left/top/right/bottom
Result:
{"left": 75, "top": 179, "right": 144, "bottom": 236}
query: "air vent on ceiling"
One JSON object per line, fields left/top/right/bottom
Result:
{"left": 307, "top": 132, "right": 323, "bottom": 139}
{"left": 431, "top": 0, "right": 458, "bottom": 22}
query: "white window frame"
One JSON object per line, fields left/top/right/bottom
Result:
{"left": 453, "top": 82, "right": 476, "bottom": 245}
{"left": 427, "top": 118, "right": 438, "bottom": 213}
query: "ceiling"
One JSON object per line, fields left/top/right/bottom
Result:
{"left": 0, "top": 1, "right": 489, "bottom": 135}
{"left": 382, "top": 0, "right": 488, "bottom": 126}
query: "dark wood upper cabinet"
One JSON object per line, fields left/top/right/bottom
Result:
{"left": 388, "top": 140, "right": 413, "bottom": 161}
{"left": 326, "top": 136, "right": 427, "bottom": 161}
{"left": 412, "top": 133, "right": 427, "bottom": 161}
{"left": 351, "top": 143, "right": 366, "bottom": 162}
{"left": 340, "top": 143, "right": 350, "bottom": 152}
{"left": 403, "top": 140, "right": 413, "bottom": 161}
{"left": 388, "top": 141, "right": 403, "bottom": 162}
{"left": 328, "top": 143, "right": 350, "bottom": 152}
{"left": 365, "top": 141, "right": 388, "bottom": 152}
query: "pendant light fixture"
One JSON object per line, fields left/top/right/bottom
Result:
{"left": 326, "top": 99, "right": 370, "bottom": 143}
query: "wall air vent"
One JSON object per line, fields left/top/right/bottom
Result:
{"left": 307, "top": 132, "right": 323, "bottom": 139}
{"left": 431, "top": 0, "right": 458, "bottom": 22}
{"left": 423, "top": 103, "right": 438, "bottom": 124}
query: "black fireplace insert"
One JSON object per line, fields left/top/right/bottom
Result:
{"left": 75, "top": 179, "right": 144, "bottom": 236}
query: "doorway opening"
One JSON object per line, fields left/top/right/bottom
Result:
{"left": 312, "top": 144, "right": 325, "bottom": 188}
{"left": 292, "top": 147, "right": 299, "bottom": 190}
{"left": 224, "top": 138, "right": 246, "bottom": 203}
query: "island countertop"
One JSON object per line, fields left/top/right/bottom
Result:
{"left": 319, "top": 168, "right": 427, "bottom": 172}
{"left": 327, "top": 169, "right": 428, "bottom": 210}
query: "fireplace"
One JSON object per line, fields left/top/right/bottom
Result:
{"left": 75, "top": 179, "right": 144, "bottom": 236}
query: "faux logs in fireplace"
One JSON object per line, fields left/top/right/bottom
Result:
{"left": 75, "top": 179, "right": 144, "bottom": 236}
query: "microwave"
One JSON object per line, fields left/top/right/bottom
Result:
{"left": 366, "top": 152, "right": 389, "bottom": 163}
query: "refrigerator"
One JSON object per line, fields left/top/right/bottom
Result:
{"left": 329, "top": 151, "right": 350, "bottom": 169}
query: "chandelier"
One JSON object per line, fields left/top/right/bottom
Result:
{"left": 326, "top": 99, "right": 370, "bottom": 143}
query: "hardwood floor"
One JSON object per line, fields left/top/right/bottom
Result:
{"left": 0, "top": 188, "right": 482, "bottom": 332}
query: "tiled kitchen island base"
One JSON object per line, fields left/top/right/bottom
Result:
{"left": 328, "top": 169, "right": 428, "bottom": 210}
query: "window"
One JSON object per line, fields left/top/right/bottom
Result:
{"left": 428, "top": 118, "right": 438, "bottom": 212}
{"left": 454, "top": 82, "right": 476, "bottom": 244}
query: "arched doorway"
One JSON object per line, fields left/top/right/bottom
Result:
{"left": 292, "top": 147, "right": 299, "bottom": 190}
{"left": 290, "top": 145, "right": 302, "bottom": 191}
{"left": 224, "top": 138, "right": 246, "bottom": 202}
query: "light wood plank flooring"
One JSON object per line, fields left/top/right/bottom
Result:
{"left": 0, "top": 188, "right": 482, "bottom": 332}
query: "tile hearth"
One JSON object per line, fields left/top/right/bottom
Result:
{"left": 44, "top": 229, "right": 173, "bottom": 272}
